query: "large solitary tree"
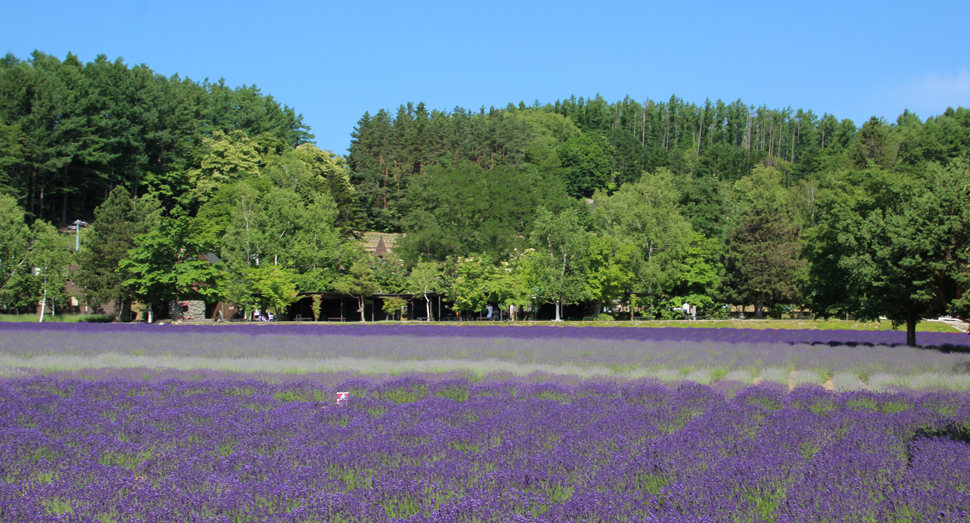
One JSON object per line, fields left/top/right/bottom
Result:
{"left": 804, "top": 162, "right": 970, "bottom": 346}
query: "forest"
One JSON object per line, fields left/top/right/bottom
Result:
{"left": 0, "top": 51, "right": 968, "bottom": 344}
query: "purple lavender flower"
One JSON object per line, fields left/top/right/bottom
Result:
{"left": 2, "top": 376, "right": 969, "bottom": 522}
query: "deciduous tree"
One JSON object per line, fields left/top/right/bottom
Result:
{"left": 248, "top": 264, "right": 299, "bottom": 319}
{"left": 332, "top": 259, "right": 380, "bottom": 322}
{"left": 584, "top": 235, "right": 635, "bottom": 315}
{"left": 668, "top": 233, "right": 725, "bottom": 317}
{"left": 593, "top": 169, "right": 693, "bottom": 307}
{"left": 444, "top": 255, "right": 493, "bottom": 320}
{"left": 187, "top": 130, "right": 261, "bottom": 206}
{"left": 804, "top": 163, "right": 970, "bottom": 346}
{"left": 406, "top": 261, "right": 441, "bottom": 320}
{"left": 30, "top": 220, "right": 71, "bottom": 321}
{"left": 484, "top": 248, "right": 534, "bottom": 320}
{"left": 528, "top": 208, "right": 589, "bottom": 321}
{"left": 0, "top": 194, "right": 29, "bottom": 310}
{"left": 120, "top": 209, "right": 221, "bottom": 322}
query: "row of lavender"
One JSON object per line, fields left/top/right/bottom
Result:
{"left": 2, "top": 376, "right": 969, "bottom": 522}
{"left": 4, "top": 323, "right": 970, "bottom": 392}
{"left": 4, "top": 322, "right": 970, "bottom": 348}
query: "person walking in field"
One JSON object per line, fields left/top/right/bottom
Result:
{"left": 690, "top": 305, "right": 697, "bottom": 321}
{"left": 682, "top": 301, "right": 690, "bottom": 320}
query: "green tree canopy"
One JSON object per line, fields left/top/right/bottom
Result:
{"left": 120, "top": 208, "right": 221, "bottom": 322}
{"left": 722, "top": 212, "right": 803, "bottom": 318}
{"left": 0, "top": 194, "right": 29, "bottom": 309}
{"left": 187, "top": 130, "right": 261, "bottom": 207}
{"left": 584, "top": 235, "right": 635, "bottom": 314}
{"left": 668, "top": 233, "right": 725, "bottom": 317}
{"left": 406, "top": 261, "right": 441, "bottom": 320}
{"left": 248, "top": 264, "right": 299, "bottom": 319}
{"left": 484, "top": 249, "right": 534, "bottom": 319}
{"left": 332, "top": 258, "right": 380, "bottom": 322}
{"left": 444, "top": 255, "right": 493, "bottom": 319}
{"left": 0, "top": 51, "right": 311, "bottom": 222}
{"left": 528, "top": 208, "right": 590, "bottom": 321}
{"left": 593, "top": 168, "right": 693, "bottom": 305}
{"left": 556, "top": 133, "right": 613, "bottom": 198}
{"left": 804, "top": 162, "right": 970, "bottom": 346}
{"left": 76, "top": 186, "right": 160, "bottom": 319}
{"left": 293, "top": 144, "right": 362, "bottom": 237}
{"left": 398, "top": 161, "right": 570, "bottom": 263}
{"left": 731, "top": 165, "right": 795, "bottom": 220}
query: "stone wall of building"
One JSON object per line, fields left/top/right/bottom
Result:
{"left": 169, "top": 300, "right": 206, "bottom": 320}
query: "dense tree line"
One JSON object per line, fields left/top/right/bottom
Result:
{"left": 350, "top": 96, "right": 970, "bottom": 235}
{"left": 0, "top": 51, "right": 968, "bottom": 345}
{"left": 0, "top": 52, "right": 355, "bottom": 321}
{"left": 348, "top": 97, "right": 970, "bottom": 342}
{"left": 0, "top": 51, "right": 311, "bottom": 222}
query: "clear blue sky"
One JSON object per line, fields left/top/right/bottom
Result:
{"left": 3, "top": 0, "right": 968, "bottom": 153}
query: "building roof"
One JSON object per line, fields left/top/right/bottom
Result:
{"left": 361, "top": 232, "right": 403, "bottom": 256}
{"left": 202, "top": 252, "right": 222, "bottom": 265}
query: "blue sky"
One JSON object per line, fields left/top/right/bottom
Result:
{"left": 2, "top": 0, "right": 968, "bottom": 153}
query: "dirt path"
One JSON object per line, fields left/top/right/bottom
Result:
{"left": 822, "top": 376, "right": 835, "bottom": 391}
{"left": 944, "top": 319, "right": 970, "bottom": 333}
{"left": 782, "top": 367, "right": 835, "bottom": 392}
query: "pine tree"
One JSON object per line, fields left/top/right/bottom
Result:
{"left": 76, "top": 186, "right": 159, "bottom": 319}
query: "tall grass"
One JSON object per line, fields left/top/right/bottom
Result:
{"left": 578, "top": 318, "right": 962, "bottom": 332}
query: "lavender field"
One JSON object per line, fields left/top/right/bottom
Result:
{"left": 2, "top": 324, "right": 970, "bottom": 522}
{"left": 2, "top": 376, "right": 970, "bottom": 522}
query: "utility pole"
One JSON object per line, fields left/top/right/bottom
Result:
{"left": 71, "top": 220, "right": 88, "bottom": 251}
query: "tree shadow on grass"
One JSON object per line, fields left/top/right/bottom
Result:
{"left": 798, "top": 340, "right": 970, "bottom": 355}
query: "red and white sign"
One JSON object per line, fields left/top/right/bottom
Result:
{"left": 336, "top": 392, "right": 349, "bottom": 405}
